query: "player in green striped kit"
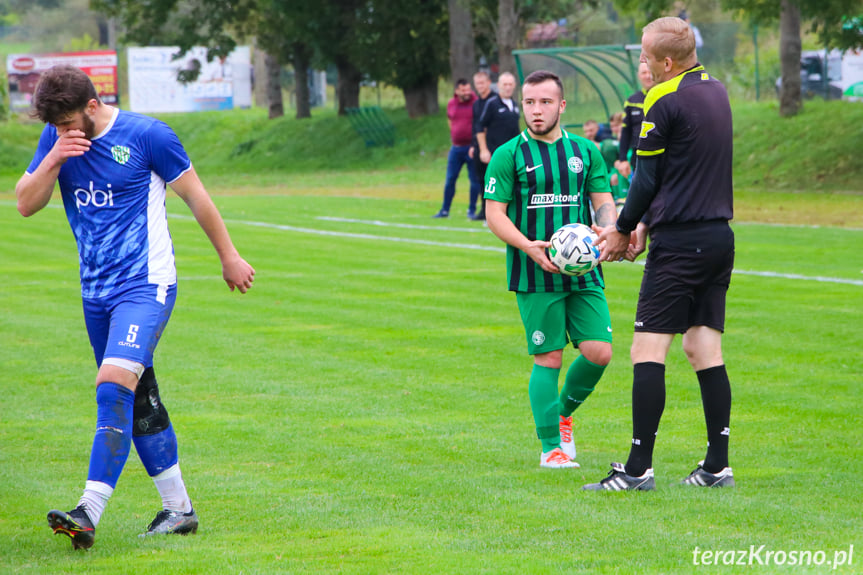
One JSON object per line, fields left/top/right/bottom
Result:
{"left": 485, "top": 70, "right": 619, "bottom": 469}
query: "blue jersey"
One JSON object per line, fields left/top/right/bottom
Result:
{"left": 27, "top": 109, "right": 192, "bottom": 299}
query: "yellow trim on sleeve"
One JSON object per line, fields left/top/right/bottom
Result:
{"left": 637, "top": 148, "right": 665, "bottom": 157}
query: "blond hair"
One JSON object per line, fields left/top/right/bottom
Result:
{"left": 643, "top": 17, "right": 696, "bottom": 65}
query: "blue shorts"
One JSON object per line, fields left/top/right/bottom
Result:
{"left": 82, "top": 283, "right": 177, "bottom": 368}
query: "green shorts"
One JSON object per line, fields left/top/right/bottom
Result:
{"left": 516, "top": 287, "right": 612, "bottom": 355}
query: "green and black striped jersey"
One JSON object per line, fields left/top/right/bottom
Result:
{"left": 484, "top": 129, "right": 610, "bottom": 293}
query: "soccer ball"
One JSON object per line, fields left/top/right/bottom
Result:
{"left": 548, "top": 223, "right": 600, "bottom": 276}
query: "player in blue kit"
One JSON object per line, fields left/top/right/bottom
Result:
{"left": 15, "top": 65, "right": 256, "bottom": 549}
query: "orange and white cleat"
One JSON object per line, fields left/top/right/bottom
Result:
{"left": 559, "top": 415, "right": 576, "bottom": 460}
{"left": 540, "top": 447, "right": 580, "bottom": 469}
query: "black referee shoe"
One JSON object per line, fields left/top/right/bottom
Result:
{"left": 681, "top": 461, "right": 735, "bottom": 487}
{"left": 47, "top": 506, "right": 95, "bottom": 550}
{"left": 583, "top": 462, "right": 656, "bottom": 491}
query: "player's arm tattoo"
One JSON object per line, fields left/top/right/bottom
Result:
{"left": 594, "top": 201, "right": 616, "bottom": 227}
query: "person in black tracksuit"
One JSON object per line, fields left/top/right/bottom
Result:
{"left": 615, "top": 62, "right": 654, "bottom": 181}
{"left": 473, "top": 71, "right": 521, "bottom": 221}
{"left": 469, "top": 71, "right": 495, "bottom": 219}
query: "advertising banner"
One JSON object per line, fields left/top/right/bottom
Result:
{"left": 127, "top": 46, "right": 251, "bottom": 113}
{"left": 6, "top": 51, "right": 118, "bottom": 113}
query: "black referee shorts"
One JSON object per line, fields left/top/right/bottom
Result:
{"left": 635, "top": 221, "right": 734, "bottom": 334}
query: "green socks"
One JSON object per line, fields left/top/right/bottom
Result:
{"left": 529, "top": 364, "right": 562, "bottom": 453}
{"left": 559, "top": 355, "right": 606, "bottom": 417}
{"left": 529, "top": 357, "right": 607, "bottom": 452}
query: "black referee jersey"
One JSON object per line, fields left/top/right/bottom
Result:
{"left": 617, "top": 64, "right": 733, "bottom": 232}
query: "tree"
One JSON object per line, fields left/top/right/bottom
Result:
{"left": 614, "top": 0, "right": 863, "bottom": 116}
{"left": 4, "top": 0, "right": 107, "bottom": 52}
{"left": 93, "top": 0, "right": 370, "bottom": 117}
{"left": 497, "top": 0, "right": 518, "bottom": 74}
{"left": 94, "top": 0, "right": 465, "bottom": 118}
{"left": 254, "top": 0, "right": 315, "bottom": 119}
{"left": 297, "top": 0, "right": 365, "bottom": 115}
{"left": 292, "top": 41, "right": 312, "bottom": 119}
{"left": 779, "top": 0, "right": 802, "bottom": 116}
{"left": 93, "top": 0, "right": 304, "bottom": 118}
{"left": 356, "top": 0, "right": 450, "bottom": 117}
{"left": 470, "top": 0, "right": 574, "bottom": 77}
{"left": 449, "top": 0, "right": 477, "bottom": 82}
{"left": 263, "top": 51, "right": 284, "bottom": 119}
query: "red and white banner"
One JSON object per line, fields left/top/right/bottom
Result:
{"left": 6, "top": 51, "right": 118, "bottom": 113}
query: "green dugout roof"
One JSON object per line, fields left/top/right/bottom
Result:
{"left": 513, "top": 45, "right": 642, "bottom": 129}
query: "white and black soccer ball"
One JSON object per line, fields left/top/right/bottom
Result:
{"left": 548, "top": 223, "right": 600, "bottom": 277}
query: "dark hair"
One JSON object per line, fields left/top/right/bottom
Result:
{"left": 523, "top": 70, "right": 564, "bottom": 99}
{"left": 455, "top": 78, "right": 470, "bottom": 88}
{"left": 31, "top": 65, "right": 100, "bottom": 125}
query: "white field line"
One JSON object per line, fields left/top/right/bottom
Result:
{"left": 199, "top": 215, "right": 506, "bottom": 253}
{"left": 210, "top": 215, "right": 863, "bottom": 287}
{"left": 316, "top": 216, "right": 492, "bottom": 233}
{"left": 5, "top": 204, "right": 859, "bottom": 286}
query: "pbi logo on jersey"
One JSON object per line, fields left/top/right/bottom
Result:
{"left": 485, "top": 177, "right": 496, "bottom": 195}
{"left": 639, "top": 121, "right": 656, "bottom": 139}
{"left": 75, "top": 181, "right": 113, "bottom": 211}
{"left": 111, "top": 145, "right": 131, "bottom": 165}
{"left": 567, "top": 157, "right": 583, "bottom": 174}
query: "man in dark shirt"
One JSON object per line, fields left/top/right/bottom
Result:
{"left": 585, "top": 16, "right": 735, "bottom": 491}
{"left": 615, "top": 62, "right": 654, "bottom": 180}
{"left": 469, "top": 71, "right": 495, "bottom": 219}
{"left": 473, "top": 72, "right": 521, "bottom": 221}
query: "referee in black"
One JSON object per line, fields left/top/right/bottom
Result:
{"left": 614, "top": 62, "right": 654, "bottom": 181}
{"left": 585, "top": 16, "right": 735, "bottom": 491}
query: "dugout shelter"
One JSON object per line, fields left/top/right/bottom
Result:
{"left": 513, "top": 45, "right": 641, "bottom": 131}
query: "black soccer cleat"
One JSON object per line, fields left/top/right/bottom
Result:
{"left": 582, "top": 462, "right": 656, "bottom": 491}
{"left": 681, "top": 461, "right": 735, "bottom": 487}
{"left": 141, "top": 507, "right": 199, "bottom": 537}
{"left": 47, "top": 506, "right": 95, "bottom": 550}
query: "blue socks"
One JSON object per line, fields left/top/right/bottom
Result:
{"left": 87, "top": 383, "right": 135, "bottom": 488}
{"left": 133, "top": 425, "right": 180, "bottom": 476}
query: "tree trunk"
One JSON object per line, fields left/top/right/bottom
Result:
{"left": 497, "top": 0, "right": 518, "bottom": 76}
{"left": 448, "top": 0, "right": 476, "bottom": 83}
{"left": 253, "top": 42, "right": 268, "bottom": 109}
{"left": 293, "top": 42, "right": 312, "bottom": 119}
{"left": 779, "top": 0, "right": 802, "bottom": 117}
{"left": 403, "top": 75, "right": 440, "bottom": 118}
{"left": 265, "top": 52, "right": 283, "bottom": 119}
{"left": 335, "top": 57, "right": 362, "bottom": 115}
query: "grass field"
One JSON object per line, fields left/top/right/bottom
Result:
{"left": 0, "top": 178, "right": 861, "bottom": 573}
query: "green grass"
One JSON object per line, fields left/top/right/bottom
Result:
{"left": 732, "top": 99, "right": 863, "bottom": 193}
{"left": 0, "top": 93, "right": 861, "bottom": 572}
{"left": 3, "top": 98, "right": 863, "bottom": 196}
{"left": 1, "top": 188, "right": 861, "bottom": 574}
